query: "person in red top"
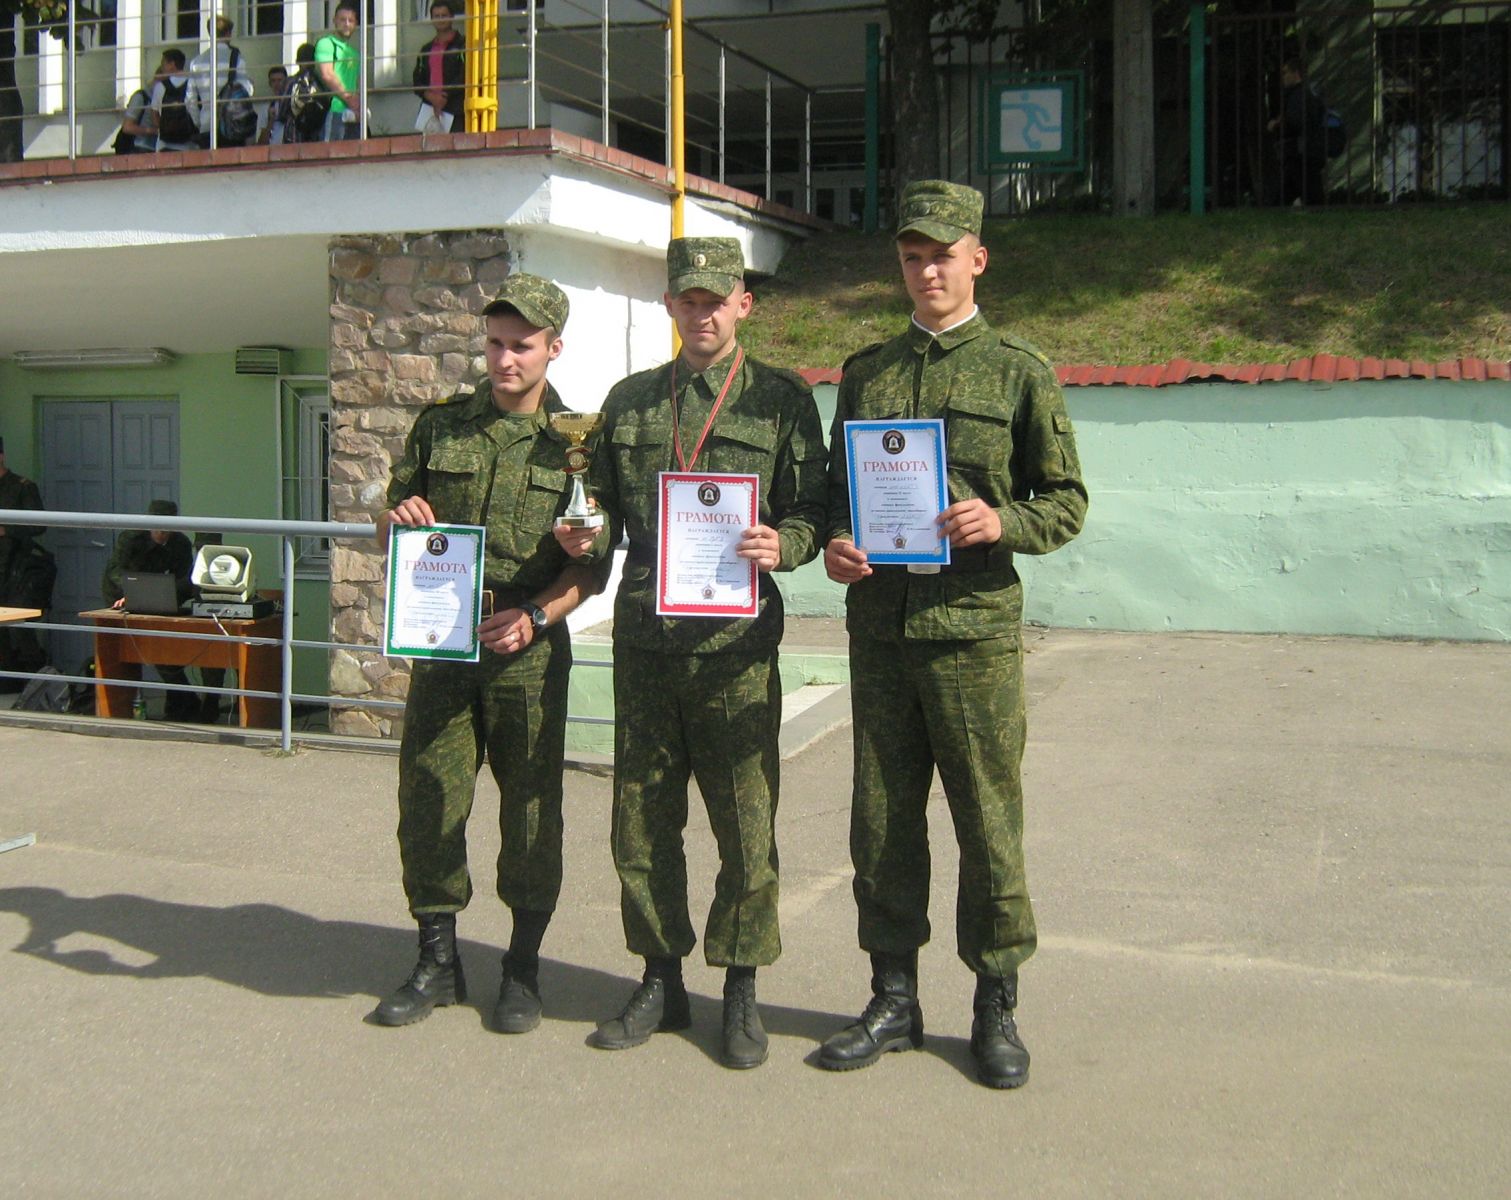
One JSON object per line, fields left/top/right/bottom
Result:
{"left": 412, "top": 0, "right": 466, "bottom": 129}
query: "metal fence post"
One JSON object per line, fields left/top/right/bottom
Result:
{"left": 864, "top": 22, "right": 880, "bottom": 233}
{"left": 1189, "top": 2, "right": 1206, "bottom": 215}
{"left": 281, "top": 535, "right": 295, "bottom": 751}
{"left": 601, "top": 0, "right": 610, "bottom": 144}
{"left": 527, "top": 0, "right": 537, "bottom": 129}
{"left": 804, "top": 90, "right": 812, "bottom": 213}
{"left": 718, "top": 45, "right": 726, "bottom": 184}
{"left": 359, "top": 12, "right": 369, "bottom": 139}
{"left": 764, "top": 72, "right": 772, "bottom": 200}
{"left": 66, "top": 0, "right": 76, "bottom": 158}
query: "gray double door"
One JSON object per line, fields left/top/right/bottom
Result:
{"left": 40, "top": 399, "right": 180, "bottom": 671}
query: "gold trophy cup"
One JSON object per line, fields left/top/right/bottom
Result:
{"left": 550, "top": 411, "right": 606, "bottom": 530}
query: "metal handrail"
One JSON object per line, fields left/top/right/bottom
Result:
{"left": 1, "top": 507, "right": 619, "bottom": 749}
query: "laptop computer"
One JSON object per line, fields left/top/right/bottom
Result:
{"left": 121, "top": 572, "right": 185, "bottom": 616}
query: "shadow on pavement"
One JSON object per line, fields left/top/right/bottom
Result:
{"left": 0, "top": 887, "right": 850, "bottom": 1049}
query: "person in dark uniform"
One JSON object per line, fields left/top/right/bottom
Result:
{"left": 372, "top": 274, "right": 608, "bottom": 1033}
{"left": 1268, "top": 58, "right": 1327, "bottom": 206}
{"left": 101, "top": 498, "right": 202, "bottom": 720}
{"left": 0, "top": 436, "right": 50, "bottom": 690}
{"left": 820, "top": 180, "right": 1088, "bottom": 1090}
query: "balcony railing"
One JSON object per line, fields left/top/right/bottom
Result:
{"left": 2, "top": 0, "right": 857, "bottom": 217}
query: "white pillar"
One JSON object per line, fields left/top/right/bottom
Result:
{"left": 38, "top": 32, "right": 64, "bottom": 115}
{"left": 283, "top": 0, "right": 310, "bottom": 67}
{"left": 374, "top": 0, "right": 398, "bottom": 85}
{"left": 116, "top": 0, "right": 144, "bottom": 104}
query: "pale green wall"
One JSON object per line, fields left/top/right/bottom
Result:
{"left": 0, "top": 349, "right": 335, "bottom": 692}
{"left": 779, "top": 379, "right": 1511, "bottom": 641}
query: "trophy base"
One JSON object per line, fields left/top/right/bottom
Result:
{"left": 555, "top": 513, "right": 605, "bottom": 531}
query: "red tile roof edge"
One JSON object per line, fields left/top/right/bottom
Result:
{"left": 797, "top": 357, "right": 1511, "bottom": 388}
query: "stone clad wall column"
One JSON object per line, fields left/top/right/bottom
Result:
{"left": 325, "top": 228, "right": 514, "bottom": 738}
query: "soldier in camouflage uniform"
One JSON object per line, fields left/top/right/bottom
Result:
{"left": 372, "top": 274, "right": 609, "bottom": 1033}
{"left": 555, "top": 238, "right": 826, "bottom": 1069}
{"left": 819, "top": 181, "right": 1088, "bottom": 1089}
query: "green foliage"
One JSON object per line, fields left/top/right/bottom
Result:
{"left": 2, "top": 0, "right": 71, "bottom": 42}
{"left": 743, "top": 205, "right": 1511, "bottom": 369}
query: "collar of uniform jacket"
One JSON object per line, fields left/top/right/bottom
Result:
{"left": 673, "top": 343, "right": 748, "bottom": 400}
{"left": 450, "top": 381, "right": 567, "bottom": 446}
{"left": 905, "top": 309, "right": 990, "bottom": 357}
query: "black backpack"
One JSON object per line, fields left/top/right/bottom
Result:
{"left": 158, "top": 76, "right": 197, "bottom": 145}
{"left": 15, "top": 666, "right": 70, "bottom": 714}
{"left": 218, "top": 47, "right": 258, "bottom": 146}
{"left": 112, "top": 86, "right": 150, "bottom": 154}
{"left": 287, "top": 66, "right": 330, "bottom": 140}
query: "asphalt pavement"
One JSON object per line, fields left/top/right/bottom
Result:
{"left": 1, "top": 628, "right": 1507, "bottom": 1199}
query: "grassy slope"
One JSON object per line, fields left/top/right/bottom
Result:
{"left": 741, "top": 204, "right": 1511, "bottom": 370}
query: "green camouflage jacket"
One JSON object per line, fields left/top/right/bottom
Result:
{"left": 826, "top": 312, "right": 1088, "bottom": 641}
{"left": 386, "top": 382, "right": 608, "bottom": 604}
{"left": 589, "top": 346, "right": 827, "bottom": 655}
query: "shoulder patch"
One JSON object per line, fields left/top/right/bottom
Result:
{"left": 840, "top": 342, "right": 885, "bottom": 376}
{"left": 756, "top": 363, "right": 812, "bottom": 393}
{"left": 999, "top": 333, "right": 1054, "bottom": 370}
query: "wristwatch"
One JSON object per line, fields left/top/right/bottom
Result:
{"left": 521, "top": 602, "right": 548, "bottom": 632}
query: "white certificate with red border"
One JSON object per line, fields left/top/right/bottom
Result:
{"left": 655, "top": 472, "right": 759, "bottom": 618}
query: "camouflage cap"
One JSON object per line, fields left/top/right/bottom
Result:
{"left": 147, "top": 498, "right": 178, "bottom": 517}
{"left": 482, "top": 273, "right": 570, "bottom": 334}
{"left": 895, "top": 179, "right": 984, "bottom": 243}
{"left": 667, "top": 237, "right": 744, "bottom": 297}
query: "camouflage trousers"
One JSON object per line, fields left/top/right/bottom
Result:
{"left": 396, "top": 624, "right": 571, "bottom": 915}
{"left": 848, "top": 631, "right": 1036, "bottom": 977}
{"left": 611, "top": 644, "right": 782, "bottom": 967}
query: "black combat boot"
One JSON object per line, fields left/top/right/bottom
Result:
{"left": 492, "top": 908, "right": 551, "bottom": 1034}
{"left": 721, "top": 966, "right": 768, "bottom": 1070}
{"left": 372, "top": 913, "right": 467, "bottom": 1027}
{"left": 970, "top": 973, "right": 1030, "bottom": 1089}
{"left": 589, "top": 956, "right": 691, "bottom": 1050}
{"left": 818, "top": 951, "right": 924, "bottom": 1070}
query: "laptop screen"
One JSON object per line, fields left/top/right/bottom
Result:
{"left": 121, "top": 572, "right": 183, "bottom": 615}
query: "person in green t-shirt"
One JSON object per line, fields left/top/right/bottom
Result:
{"left": 315, "top": 0, "right": 361, "bottom": 140}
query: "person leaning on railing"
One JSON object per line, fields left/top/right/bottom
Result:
{"left": 412, "top": 0, "right": 466, "bottom": 133}
{"left": 315, "top": 0, "right": 363, "bottom": 141}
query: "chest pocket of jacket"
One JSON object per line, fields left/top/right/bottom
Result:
{"left": 610, "top": 420, "right": 671, "bottom": 489}
{"left": 945, "top": 393, "right": 1011, "bottom": 475}
{"left": 426, "top": 446, "right": 485, "bottom": 520}
{"left": 521, "top": 463, "right": 568, "bottom": 532}
{"left": 705, "top": 416, "right": 777, "bottom": 477}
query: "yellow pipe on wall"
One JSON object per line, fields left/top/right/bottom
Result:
{"left": 670, "top": 0, "right": 685, "bottom": 356}
{"left": 464, "top": 0, "right": 500, "bottom": 134}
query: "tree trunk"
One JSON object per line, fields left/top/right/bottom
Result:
{"left": 886, "top": 0, "right": 940, "bottom": 194}
{"left": 1112, "top": 0, "right": 1155, "bottom": 215}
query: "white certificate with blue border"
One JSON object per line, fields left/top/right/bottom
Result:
{"left": 844, "top": 418, "right": 951, "bottom": 567}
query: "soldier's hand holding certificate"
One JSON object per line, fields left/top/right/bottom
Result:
{"left": 843, "top": 418, "right": 950, "bottom": 567}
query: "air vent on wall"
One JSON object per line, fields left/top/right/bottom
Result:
{"left": 234, "top": 346, "right": 288, "bottom": 376}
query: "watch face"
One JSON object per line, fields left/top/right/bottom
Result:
{"left": 528, "top": 604, "right": 547, "bottom": 630}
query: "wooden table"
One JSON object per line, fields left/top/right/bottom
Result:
{"left": 81, "top": 608, "right": 284, "bottom": 729}
{"left": 0, "top": 607, "right": 43, "bottom": 623}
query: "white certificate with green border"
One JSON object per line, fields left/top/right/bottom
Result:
{"left": 384, "top": 524, "right": 486, "bottom": 662}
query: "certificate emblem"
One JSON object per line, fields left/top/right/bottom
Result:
{"left": 882, "top": 429, "right": 906, "bottom": 455}
{"left": 426, "top": 532, "right": 449, "bottom": 556}
{"left": 698, "top": 481, "right": 722, "bottom": 506}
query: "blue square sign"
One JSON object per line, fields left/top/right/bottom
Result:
{"left": 980, "top": 72, "right": 1083, "bottom": 171}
